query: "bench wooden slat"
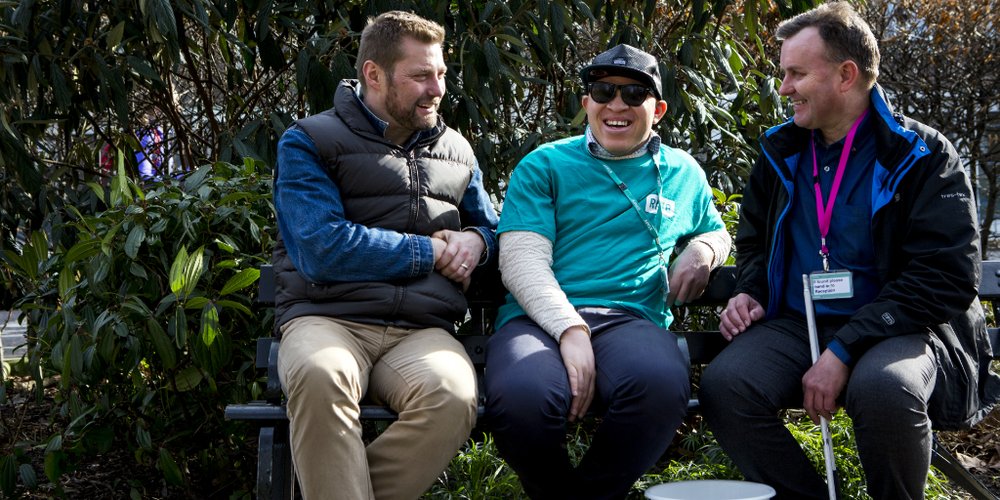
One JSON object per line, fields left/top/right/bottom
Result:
{"left": 979, "top": 260, "right": 1000, "bottom": 298}
{"left": 259, "top": 264, "right": 276, "bottom": 306}
{"left": 226, "top": 402, "right": 287, "bottom": 422}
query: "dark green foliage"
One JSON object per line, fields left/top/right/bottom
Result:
{"left": 425, "top": 434, "right": 526, "bottom": 499}
{"left": 0, "top": 0, "right": 821, "bottom": 495}
{"left": 0, "top": 0, "right": 796, "bottom": 269}
{"left": 2, "top": 161, "right": 274, "bottom": 496}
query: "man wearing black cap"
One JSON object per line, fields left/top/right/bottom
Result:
{"left": 484, "top": 44, "right": 731, "bottom": 498}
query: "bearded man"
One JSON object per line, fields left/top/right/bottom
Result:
{"left": 271, "top": 10, "right": 498, "bottom": 500}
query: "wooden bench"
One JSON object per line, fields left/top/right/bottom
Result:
{"left": 225, "top": 263, "right": 1000, "bottom": 500}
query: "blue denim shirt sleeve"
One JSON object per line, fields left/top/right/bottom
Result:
{"left": 274, "top": 127, "right": 435, "bottom": 283}
{"left": 460, "top": 165, "right": 499, "bottom": 265}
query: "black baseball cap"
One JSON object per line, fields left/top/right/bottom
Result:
{"left": 580, "top": 44, "right": 662, "bottom": 100}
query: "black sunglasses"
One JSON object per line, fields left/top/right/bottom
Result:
{"left": 587, "top": 82, "right": 653, "bottom": 106}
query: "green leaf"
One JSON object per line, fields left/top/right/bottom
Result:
{"left": 85, "top": 426, "right": 115, "bottom": 454}
{"left": 185, "top": 296, "right": 210, "bottom": 310}
{"left": 157, "top": 447, "right": 184, "bottom": 485}
{"left": 86, "top": 181, "right": 108, "bottom": 204}
{"left": 121, "top": 297, "right": 152, "bottom": 317}
{"left": 110, "top": 154, "right": 129, "bottom": 206}
{"left": 129, "top": 262, "right": 148, "bottom": 280}
{"left": 219, "top": 267, "right": 259, "bottom": 296}
{"left": 106, "top": 21, "right": 125, "bottom": 50}
{"left": 493, "top": 33, "right": 526, "bottom": 48}
{"left": 98, "top": 329, "right": 116, "bottom": 362}
{"left": 232, "top": 138, "right": 255, "bottom": 160}
{"left": 49, "top": 63, "right": 71, "bottom": 109}
{"left": 19, "top": 463, "right": 37, "bottom": 488}
{"left": 216, "top": 299, "right": 252, "bottom": 316}
{"left": 100, "top": 221, "right": 122, "bottom": 256}
{"left": 679, "top": 39, "right": 694, "bottom": 67}
{"left": 200, "top": 303, "right": 219, "bottom": 347}
{"left": 2, "top": 250, "right": 31, "bottom": 281}
{"left": 91, "top": 253, "right": 111, "bottom": 285}
{"left": 216, "top": 192, "right": 251, "bottom": 207}
{"left": 136, "top": 424, "right": 153, "bottom": 451}
{"left": 155, "top": 293, "right": 178, "bottom": 316}
{"left": 148, "top": 318, "right": 176, "bottom": 369}
{"left": 69, "top": 334, "right": 84, "bottom": 379}
{"left": 146, "top": 0, "right": 179, "bottom": 57}
{"left": 58, "top": 266, "right": 76, "bottom": 301}
{"left": 172, "top": 307, "right": 187, "bottom": 348}
{"left": 65, "top": 238, "right": 102, "bottom": 263}
{"left": 173, "top": 366, "right": 203, "bottom": 392}
{"left": 182, "top": 246, "right": 205, "bottom": 297}
{"left": 484, "top": 41, "right": 503, "bottom": 76}
{"left": 44, "top": 434, "right": 63, "bottom": 454}
{"left": 43, "top": 450, "right": 64, "bottom": 483}
{"left": 30, "top": 230, "right": 49, "bottom": 263}
{"left": 125, "top": 225, "right": 146, "bottom": 259}
{"left": 1, "top": 455, "right": 15, "bottom": 497}
{"left": 126, "top": 55, "right": 162, "bottom": 84}
{"left": 215, "top": 258, "right": 238, "bottom": 269}
{"left": 183, "top": 165, "right": 213, "bottom": 192}
{"left": 168, "top": 246, "right": 189, "bottom": 296}
{"left": 726, "top": 39, "right": 746, "bottom": 73}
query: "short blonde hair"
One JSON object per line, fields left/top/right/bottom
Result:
{"left": 356, "top": 11, "right": 445, "bottom": 90}
{"left": 776, "top": 1, "right": 880, "bottom": 88}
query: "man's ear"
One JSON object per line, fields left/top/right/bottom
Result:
{"left": 838, "top": 60, "right": 861, "bottom": 92}
{"left": 652, "top": 100, "right": 669, "bottom": 124}
{"left": 362, "top": 60, "right": 384, "bottom": 92}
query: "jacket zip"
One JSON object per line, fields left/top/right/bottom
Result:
{"left": 759, "top": 108, "right": 923, "bottom": 318}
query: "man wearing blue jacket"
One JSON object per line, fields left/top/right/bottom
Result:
{"left": 701, "top": 3, "right": 1000, "bottom": 499}
{"left": 272, "top": 11, "right": 498, "bottom": 500}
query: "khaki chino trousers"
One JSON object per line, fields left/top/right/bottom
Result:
{"left": 278, "top": 316, "right": 477, "bottom": 500}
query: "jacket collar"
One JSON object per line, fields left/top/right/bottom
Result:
{"left": 332, "top": 79, "right": 446, "bottom": 148}
{"left": 763, "top": 84, "right": 923, "bottom": 178}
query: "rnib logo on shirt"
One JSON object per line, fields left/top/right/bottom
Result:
{"left": 645, "top": 195, "right": 675, "bottom": 218}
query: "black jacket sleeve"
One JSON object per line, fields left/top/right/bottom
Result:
{"left": 732, "top": 144, "right": 781, "bottom": 309}
{"left": 833, "top": 120, "right": 981, "bottom": 359}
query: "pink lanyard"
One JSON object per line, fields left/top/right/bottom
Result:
{"left": 811, "top": 109, "right": 868, "bottom": 272}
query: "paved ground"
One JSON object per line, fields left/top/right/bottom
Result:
{"left": 1, "top": 310, "right": 26, "bottom": 363}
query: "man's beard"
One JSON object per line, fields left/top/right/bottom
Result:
{"left": 386, "top": 86, "right": 439, "bottom": 132}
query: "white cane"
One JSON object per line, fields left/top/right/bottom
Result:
{"left": 803, "top": 274, "right": 839, "bottom": 500}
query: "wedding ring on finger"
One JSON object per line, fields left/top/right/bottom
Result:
{"left": 460, "top": 263, "right": 470, "bottom": 270}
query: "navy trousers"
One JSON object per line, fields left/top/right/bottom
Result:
{"left": 485, "top": 308, "right": 690, "bottom": 500}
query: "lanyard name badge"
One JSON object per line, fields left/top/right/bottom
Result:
{"left": 809, "top": 110, "right": 867, "bottom": 301}
{"left": 600, "top": 161, "right": 670, "bottom": 304}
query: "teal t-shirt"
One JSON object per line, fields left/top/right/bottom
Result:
{"left": 496, "top": 135, "right": 725, "bottom": 330}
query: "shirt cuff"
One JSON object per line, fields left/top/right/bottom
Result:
{"left": 826, "top": 339, "right": 853, "bottom": 366}
{"left": 684, "top": 228, "right": 732, "bottom": 268}
{"left": 415, "top": 235, "right": 436, "bottom": 276}
{"left": 547, "top": 317, "right": 591, "bottom": 343}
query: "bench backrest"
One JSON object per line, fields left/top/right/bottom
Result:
{"left": 254, "top": 264, "right": 736, "bottom": 309}
{"left": 255, "top": 262, "right": 1000, "bottom": 365}
{"left": 980, "top": 260, "right": 1000, "bottom": 354}
{"left": 252, "top": 263, "right": 736, "bottom": 387}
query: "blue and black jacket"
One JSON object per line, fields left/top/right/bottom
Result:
{"left": 733, "top": 85, "right": 1000, "bottom": 430}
